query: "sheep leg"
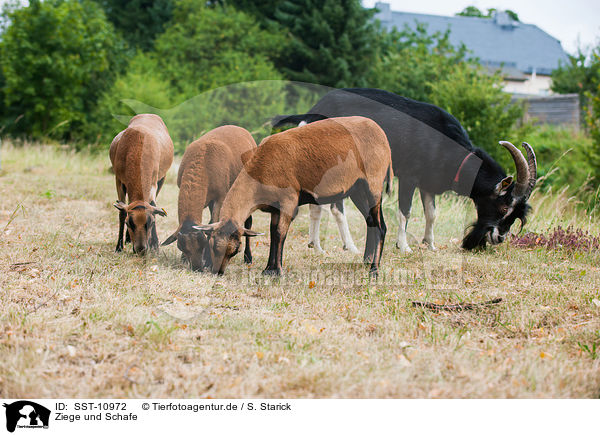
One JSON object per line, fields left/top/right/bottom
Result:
{"left": 331, "top": 201, "right": 359, "bottom": 253}
{"left": 358, "top": 199, "right": 386, "bottom": 276}
{"left": 349, "top": 185, "right": 382, "bottom": 269}
{"left": 263, "top": 209, "right": 292, "bottom": 276}
{"left": 243, "top": 215, "right": 253, "bottom": 264}
{"left": 369, "top": 199, "right": 387, "bottom": 275}
{"left": 115, "top": 180, "right": 126, "bottom": 252}
{"left": 156, "top": 177, "right": 165, "bottom": 197}
{"left": 209, "top": 200, "right": 222, "bottom": 223}
{"left": 116, "top": 211, "right": 126, "bottom": 252}
{"left": 150, "top": 223, "right": 159, "bottom": 251}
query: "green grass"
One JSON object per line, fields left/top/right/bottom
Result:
{"left": 0, "top": 141, "right": 599, "bottom": 398}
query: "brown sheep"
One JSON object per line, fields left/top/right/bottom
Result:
{"left": 194, "top": 116, "right": 393, "bottom": 276}
{"left": 110, "top": 114, "right": 174, "bottom": 255}
{"left": 161, "top": 125, "right": 257, "bottom": 270}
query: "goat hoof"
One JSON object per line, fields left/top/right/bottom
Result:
{"left": 395, "top": 243, "right": 412, "bottom": 254}
{"left": 422, "top": 239, "right": 436, "bottom": 251}
{"left": 244, "top": 255, "right": 252, "bottom": 264}
{"left": 344, "top": 245, "right": 361, "bottom": 254}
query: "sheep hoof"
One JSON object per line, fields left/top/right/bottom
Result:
{"left": 262, "top": 268, "right": 282, "bottom": 276}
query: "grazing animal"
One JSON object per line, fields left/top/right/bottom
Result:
{"left": 273, "top": 88, "right": 537, "bottom": 252}
{"left": 289, "top": 123, "right": 360, "bottom": 254}
{"left": 110, "top": 114, "right": 174, "bottom": 255}
{"left": 195, "top": 116, "right": 393, "bottom": 276}
{"left": 161, "top": 125, "right": 257, "bottom": 270}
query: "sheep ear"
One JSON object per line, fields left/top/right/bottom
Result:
{"left": 152, "top": 206, "right": 167, "bottom": 217}
{"left": 242, "top": 229, "right": 264, "bottom": 237}
{"left": 161, "top": 231, "right": 178, "bottom": 246}
{"left": 192, "top": 223, "right": 219, "bottom": 234}
{"left": 241, "top": 148, "right": 257, "bottom": 166}
{"left": 113, "top": 201, "right": 127, "bottom": 211}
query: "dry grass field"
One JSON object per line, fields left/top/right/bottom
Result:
{"left": 1, "top": 142, "right": 599, "bottom": 398}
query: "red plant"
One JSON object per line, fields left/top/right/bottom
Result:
{"left": 511, "top": 225, "right": 600, "bottom": 252}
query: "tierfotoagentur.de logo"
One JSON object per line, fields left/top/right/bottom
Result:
{"left": 3, "top": 401, "right": 50, "bottom": 433}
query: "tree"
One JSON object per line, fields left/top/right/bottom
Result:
{"left": 457, "top": 6, "right": 519, "bottom": 21}
{"left": 583, "top": 50, "right": 600, "bottom": 177}
{"left": 456, "top": 6, "right": 485, "bottom": 18}
{"left": 429, "top": 63, "right": 523, "bottom": 166}
{"left": 153, "top": 0, "right": 283, "bottom": 95}
{"left": 367, "top": 24, "right": 522, "bottom": 165}
{"left": 91, "top": 0, "right": 288, "bottom": 148}
{"left": 552, "top": 46, "right": 600, "bottom": 110}
{"left": 91, "top": 0, "right": 174, "bottom": 51}
{"left": 273, "top": 0, "right": 379, "bottom": 87}
{"left": 0, "top": 0, "right": 125, "bottom": 139}
{"left": 367, "top": 24, "right": 466, "bottom": 102}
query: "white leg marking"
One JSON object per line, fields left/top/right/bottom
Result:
{"left": 330, "top": 203, "right": 359, "bottom": 254}
{"left": 395, "top": 210, "right": 412, "bottom": 254}
{"left": 149, "top": 185, "right": 157, "bottom": 203}
{"left": 298, "top": 120, "right": 307, "bottom": 127}
{"left": 422, "top": 192, "right": 436, "bottom": 251}
{"left": 308, "top": 204, "right": 325, "bottom": 253}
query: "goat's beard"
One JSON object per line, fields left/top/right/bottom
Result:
{"left": 462, "top": 222, "right": 491, "bottom": 250}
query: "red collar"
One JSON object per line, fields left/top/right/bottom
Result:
{"left": 454, "top": 152, "right": 475, "bottom": 184}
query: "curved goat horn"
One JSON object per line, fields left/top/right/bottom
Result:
{"left": 521, "top": 142, "right": 537, "bottom": 198}
{"left": 500, "top": 141, "right": 529, "bottom": 197}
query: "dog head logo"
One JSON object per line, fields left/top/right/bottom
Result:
{"left": 3, "top": 401, "right": 50, "bottom": 433}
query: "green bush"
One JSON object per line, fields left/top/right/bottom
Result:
{"left": 87, "top": 1, "right": 290, "bottom": 150}
{"left": 429, "top": 62, "right": 523, "bottom": 166}
{"left": 83, "top": 53, "right": 175, "bottom": 148}
{"left": 518, "top": 125, "right": 595, "bottom": 196}
{"left": 0, "top": 0, "right": 125, "bottom": 140}
{"left": 368, "top": 24, "right": 465, "bottom": 102}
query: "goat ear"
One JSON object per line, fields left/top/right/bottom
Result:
{"left": 494, "top": 176, "right": 513, "bottom": 195}
{"left": 113, "top": 201, "right": 127, "bottom": 211}
{"left": 152, "top": 206, "right": 167, "bottom": 217}
{"left": 242, "top": 229, "right": 264, "bottom": 237}
{"left": 192, "top": 223, "right": 219, "bottom": 234}
{"left": 161, "top": 231, "right": 178, "bottom": 246}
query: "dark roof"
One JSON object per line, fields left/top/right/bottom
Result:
{"left": 374, "top": 2, "right": 568, "bottom": 76}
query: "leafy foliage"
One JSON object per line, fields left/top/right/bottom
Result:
{"left": 369, "top": 25, "right": 522, "bottom": 165}
{"left": 83, "top": 53, "right": 175, "bottom": 147}
{"left": 552, "top": 46, "right": 600, "bottom": 108}
{"left": 91, "top": 0, "right": 174, "bottom": 51}
{"left": 551, "top": 43, "right": 600, "bottom": 189}
{"left": 456, "top": 6, "right": 519, "bottom": 21}
{"left": 90, "top": 1, "right": 297, "bottom": 149}
{"left": 519, "top": 125, "right": 595, "bottom": 193}
{"left": 153, "top": 0, "right": 283, "bottom": 95}
{"left": 0, "top": 0, "right": 125, "bottom": 139}
{"left": 368, "top": 25, "right": 466, "bottom": 102}
{"left": 429, "top": 63, "right": 523, "bottom": 165}
{"left": 273, "top": 0, "right": 379, "bottom": 87}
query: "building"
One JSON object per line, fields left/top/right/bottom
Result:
{"left": 374, "top": 2, "right": 569, "bottom": 96}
